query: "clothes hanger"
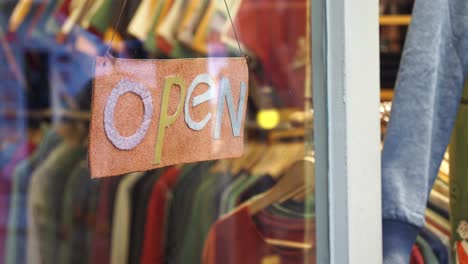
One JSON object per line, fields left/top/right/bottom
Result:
{"left": 86, "top": 0, "right": 114, "bottom": 36}
{"left": 272, "top": 143, "right": 305, "bottom": 178}
{"left": 234, "top": 142, "right": 267, "bottom": 175}
{"left": 439, "top": 159, "right": 449, "bottom": 176}
{"left": 191, "top": 0, "right": 243, "bottom": 54}
{"left": 0, "top": 27, "right": 27, "bottom": 89}
{"left": 251, "top": 142, "right": 304, "bottom": 179}
{"left": 209, "top": 141, "right": 263, "bottom": 174}
{"left": 80, "top": 0, "right": 105, "bottom": 29}
{"left": 265, "top": 238, "right": 313, "bottom": 250}
{"left": 156, "top": 0, "right": 186, "bottom": 54}
{"left": 8, "top": 0, "right": 34, "bottom": 32}
{"left": 243, "top": 144, "right": 267, "bottom": 171}
{"left": 255, "top": 154, "right": 314, "bottom": 213}
{"left": 190, "top": 0, "right": 215, "bottom": 54}
{"left": 154, "top": 0, "right": 175, "bottom": 31}
{"left": 240, "top": 155, "right": 314, "bottom": 249}
{"left": 230, "top": 142, "right": 267, "bottom": 175}
{"left": 177, "top": 0, "right": 209, "bottom": 49}
{"left": 127, "top": 0, "right": 160, "bottom": 41}
{"left": 150, "top": 0, "right": 175, "bottom": 44}
{"left": 56, "top": 0, "right": 91, "bottom": 42}
{"left": 140, "top": 0, "right": 165, "bottom": 53}
{"left": 249, "top": 143, "right": 284, "bottom": 176}
{"left": 224, "top": 143, "right": 253, "bottom": 174}
{"left": 208, "top": 0, "right": 242, "bottom": 53}
{"left": 219, "top": 0, "right": 247, "bottom": 54}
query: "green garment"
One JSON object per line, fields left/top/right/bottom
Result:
{"left": 178, "top": 173, "right": 217, "bottom": 262}
{"left": 218, "top": 172, "right": 248, "bottom": 216}
{"left": 43, "top": 145, "right": 87, "bottom": 264}
{"left": 57, "top": 159, "right": 96, "bottom": 264}
{"left": 27, "top": 141, "right": 85, "bottom": 264}
{"left": 169, "top": 42, "right": 196, "bottom": 58}
{"left": 164, "top": 162, "right": 215, "bottom": 264}
{"left": 416, "top": 236, "right": 439, "bottom": 264}
{"left": 159, "top": 164, "right": 197, "bottom": 260}
{"left": 449, "top": 78, "right": 468, "bottom": 259}
{"left": 86, "top": 176, "right": 101, "bottom": 259}
{"left": 224, "top": 174, "right": 261, "bottom": 212}
{"left": 89, "top": 0, "right": 114, "bottom": 34}
{"left": 143, "top": 0, "right": 165, "bottom": 54}
{"left": 267, "top": 194, "right": 315, "bottom": 219}
{"left": 57, "top": 160, "right": 88, "bottom": 264}
{"left": 177, "top": 172, "right": 224, "bottom": 264}
{"left": 221, "top": 173, "right": 316, "bottom": 219}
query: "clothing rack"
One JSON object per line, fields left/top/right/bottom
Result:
{"left": 0, "top": 109, "right": 90, "bottom": 120}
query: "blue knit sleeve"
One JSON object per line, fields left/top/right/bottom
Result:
{"left": 382, "top": 0, "right": 468, "bottom": 262}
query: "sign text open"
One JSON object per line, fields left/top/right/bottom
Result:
{"left": 89, "top": 57, "right": 248, "bottom": 178}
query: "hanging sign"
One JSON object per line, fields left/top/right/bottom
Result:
{"left": 89, "top": 56, "right": 248, "bottom": 178}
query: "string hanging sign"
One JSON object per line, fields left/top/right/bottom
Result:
{"left": 88, "top": 0, "right": 248, "bottom": 178}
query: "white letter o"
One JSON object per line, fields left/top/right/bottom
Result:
{"left": 104, "top": 79, "right": 153, "bottom": 150}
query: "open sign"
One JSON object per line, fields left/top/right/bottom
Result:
{"left": 89, "top": 57, "right": 248, "bottom": 178}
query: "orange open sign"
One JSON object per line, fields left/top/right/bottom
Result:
{"left": 89, "top": 56, "right": 248, "bottom": 178}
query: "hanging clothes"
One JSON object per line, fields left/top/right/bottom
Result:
{"left": 202, "top": 205, "right": 314, "bottom": 264}
{"left": 127, "top": 170, "right": 162, "bottom": 263}
{"left": 164, "top": 162, "right": 214, "bottom": 264}
{"left": 26, "top": 141, "right": 85, "bottom": 264}
{"left": 416, "top": 236, "right": 439, "bottom": 264}
{"left": 231, "top": 0, "right": 307, "bottom": 108}
{"left": 410, "top": 245, "right": 425, "bottom": 264}
{"left": 419, "top": 228, "right": 449, "bottom": 264}
{"left": 57, "top": 159, "right": 95, "bottom": 264}
{"left": 5, "top": 131, "right": 62, "bottom": 264}
{"left": 0, "top": 141, "right": 36, "bottom": 262}
{"left": 88, "top": 177, "right": 120, "bottom": 264}
{"left": 0, "top": 3, "right": 316, "bottom": 264}
{"left": 178, "top": 171, "right": 232, "bottom": 264}
{"left": 139, "top": 167, "right": 180, "bottom": 264}
{"left": 110, "top": 172, "right": 145, "bottom": 264}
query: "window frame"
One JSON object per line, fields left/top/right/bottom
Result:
{"left": 313, "top": 0, "right": 382, "bottom": 262}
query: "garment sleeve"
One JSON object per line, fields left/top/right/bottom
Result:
{"left": 202, "top": 228, "right": 217, "bottom": 264}
{"left": 382, "top": 0, "right": 468, "bottom": 262}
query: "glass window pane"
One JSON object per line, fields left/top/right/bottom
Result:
{"left": 0, "top": 0, "right": 320, "bottom": 263}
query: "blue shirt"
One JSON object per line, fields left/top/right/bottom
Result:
{"left": 382, "top": 0, "right": 468, "bottom": 262}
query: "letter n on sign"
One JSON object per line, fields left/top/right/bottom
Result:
{"left": 89, "top": 57, "right": 249, "bottom": 178}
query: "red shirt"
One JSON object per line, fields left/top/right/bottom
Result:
{"left": 410, "top": 245, "right": 424, "bottom": 264}
{"left": 54, "top": 0, "right": 73, "bottom": 25}
{"left": 203, "top": 206, "right": 315, "bottom": 264}
{"left": 232, "top": 0, "right": 307, "bottom": 108}
{"left": 89, "top": 178, "right": 119, "bottom": 264}
{"left": 140, "top": 167, "right": 180, "bottom": 264}
{"left": 457, "top": 241, "right": 468, "bottom": 264}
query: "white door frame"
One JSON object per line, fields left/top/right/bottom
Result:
{"left": 313, "top": 0, "right": 382, "bottom": 263}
